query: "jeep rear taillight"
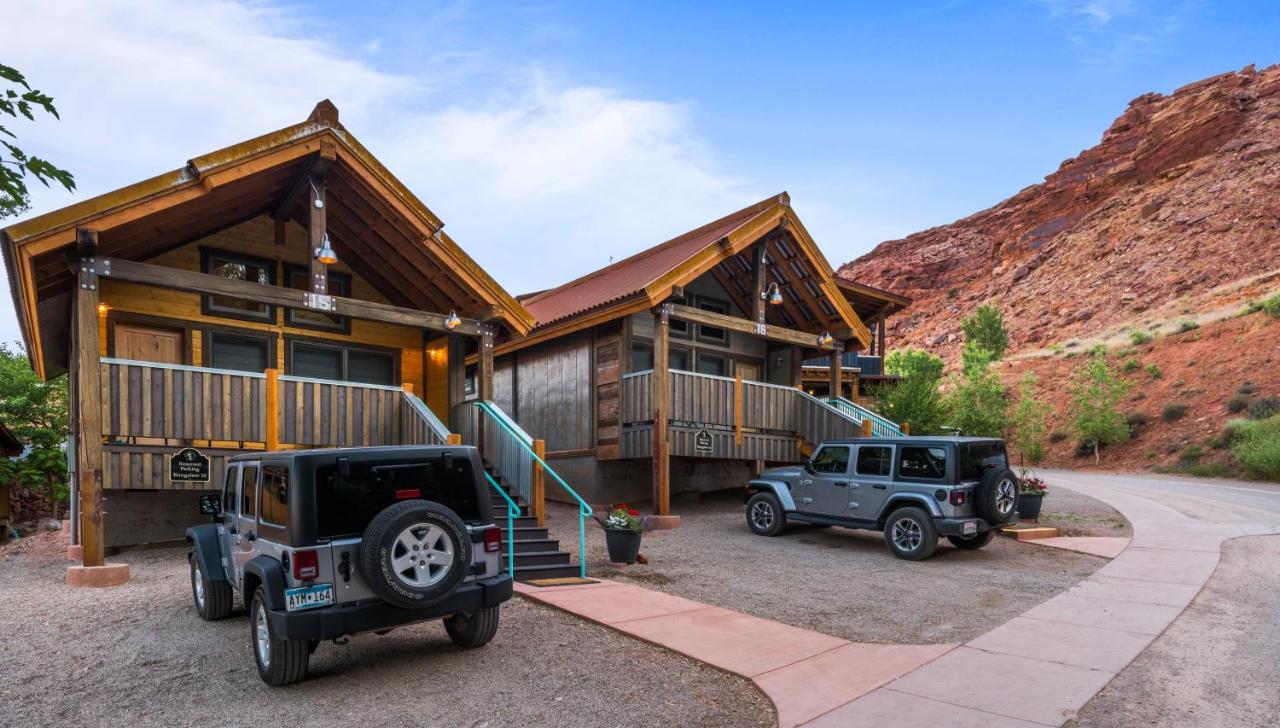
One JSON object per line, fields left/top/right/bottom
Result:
{"left": 483, "top": 527, "right": 501, "bottom": 554}
{"left": 293, "top": 549, "right": 319, "bottom": 580}
{"left": 949, "top": 489, "right": 969, "bottom": 506}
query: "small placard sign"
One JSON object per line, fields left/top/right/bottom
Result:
{"left": 169, "top": 447, "right": 210, "bottom": 483}
{"left": 694, "top": 428, "right": 713, "bottom": 454}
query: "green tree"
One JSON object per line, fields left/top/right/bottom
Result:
{"left": 943, "top": 343, "right": 1007, "bottom": 437}
{"left": 1069, "top": 350, "right": 1132, "bottom": 464}
{"left": 874, "top": 348, "right": 946, "bottom": 435}
{"left": 1010, "top": 374, "right": 1050, "bottom": 464}
{"left": 1, "top": 63, "right": 75, "bottom": 219}
{"left": 961, "top": 304, "right": 1008, "bottom": 360}
{"left": 0, "top": 341, "right": 70, "bottom": 515}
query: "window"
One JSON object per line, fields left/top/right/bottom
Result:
{"left": 284, "top": 265, "right": 351, "bottom": 331}
{"left": 669, "top": 317, "right": 690, "bottom": 339}
{"left": 464, "top": 363, "right": 477, "bottom": 396}
{"left": 855, "top": 446, "right": 893, "bottom": 477}
{"left": 222, "top": 467, "right": 238, "bottom": 513}
{"left": 259, "top": 465, "right": 289, "bottom": 527}
{"left": 201, "top": 248, "right": 275, "bottom": 321}
{"left": 668, "top": 347, "right": 690, "bottom": 371}
{"left": 288, "top": 340, "right": 397, "bottom": 385}
{"left": 959, "top": 442, "right": 1008, "bottom": 481}
{"left": 208, "top": 332, "right": 270, "bottom": 373}
{"left": 899, "top": 446, "right": 947, "bottom": 480}
{"left": 696, "top": 352, "right": 728, "bottom": 377}
{"left": 811, "top": 446, "right": 851, "bottom": 474}
{"left": 630, "top": 343, "right": 654, "bottom": 373}
{"left": 240, "top": 465, "right": 258, "bottom": 518}
{"left": 315, "top": 457, "right": 482, "bottom": 539}
{"left": 695, "top": 298, "right": 730, "bottom": 344}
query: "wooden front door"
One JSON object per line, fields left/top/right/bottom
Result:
{"left": 114, "top": 323, "right": 185, "bottom": 364}
{"left": 735, "top": 361, "right": 761, "bottom": 382}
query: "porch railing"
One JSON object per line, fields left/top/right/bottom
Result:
{"left": 826, "top": 396, "right": 903, "bottom": 437}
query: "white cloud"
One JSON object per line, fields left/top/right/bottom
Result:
{"left": 1034, "top": 0, "right": 1187, "bottom": 65}
{"left": 0, "top": 0, "right": 752, "bottom": 345}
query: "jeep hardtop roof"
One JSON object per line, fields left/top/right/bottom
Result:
{"left": 228, "top": 444, "right": 474, "bottom": 463}
{"left": 821, "top": 436, "right": 1005, "bottom": 446}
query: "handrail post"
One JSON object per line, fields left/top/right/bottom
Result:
{"left": 265, "top": 368, "right": 279, "bottom": 451}
{"left": 862, "top": 418, "right": 873, "bottom": 437}
{"left": 447, "top": 433, "right": 462, "bottom": 445}
{"left": 532, "top": 439, "right": 546, "bottom": 527}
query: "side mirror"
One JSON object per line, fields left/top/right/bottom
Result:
{"left": 803, "top": 460, "right": 815, "bottom": 475}
{"left": 198, "top": 493, "right": 221, "bottom": 516}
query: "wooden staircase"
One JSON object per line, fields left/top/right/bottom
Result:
{"left": 485, "top": 465, "right": 581, "bottom": 581}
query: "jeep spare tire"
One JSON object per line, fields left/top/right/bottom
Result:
{"left": 360, "top": 499, "right": 471, "bottom": 609}
{"left": 974, "top": 468, "right": 1019, "bottom": 524}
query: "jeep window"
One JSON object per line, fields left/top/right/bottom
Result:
{"left": 259, "top": 465, "right": 289, "bottom": 527}
{"left": 222, "top": 466, "right": 238, "bottom": 513}
{"left": 959, "top": 442, "right": 1008, "bottom": 481}
{"left": 240, "top": 465, "right": 258, "bottom": 518}
{"left": 811, "top": 446, "right": 850, "bottom": 474}
{"left": 898, "top": 446, "right": 947, "bottom": 480}
{"left": 314, "top": 457, "right": 483, "bottom": 539}
{"left": 855, "top": 446, "right": 893, "bottom": 476}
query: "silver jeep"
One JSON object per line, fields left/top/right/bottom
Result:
{"left": 744, "top": 437, "right": 1020, "bottom": 560}
{"left": 186, "top": 445, "right": 512, "bottom": 686}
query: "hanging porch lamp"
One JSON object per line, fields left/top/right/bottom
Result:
{"left": 444, "top": 309, "right": 463, "bottom": 330}
{"left": 313, "top": 232, "right": 338, "bottom": 265}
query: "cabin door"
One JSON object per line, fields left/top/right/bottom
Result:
{"left": 114, "top": 323, "right": 185, "bottom": 364}
{"left": 735, "top": 361, "right": 761, "bottom": 382}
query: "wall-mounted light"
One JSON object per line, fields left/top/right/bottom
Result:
{"left": 313, "top": 232, "right": 338, "bottom": 265}
{"left": 310, "top": 180, "right": 325, "bottom": 209}
{"left": 96, "top": 303, "right": 109, "bottom": 316}
{"left": 762, "top": 282, "right": 784, "bottom": 306}
{"left": 445, "top": 310, "right": 462, "bottom": 330}
{"left": 818, "top": 331, "right": 834, "bottom": 347}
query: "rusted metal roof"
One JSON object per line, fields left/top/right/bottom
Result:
{"left": 522, "top": 195, "right": 781, "bottom": 326}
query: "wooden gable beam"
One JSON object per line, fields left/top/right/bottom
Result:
{"left": 666, "top": 303, "right": 839, "bottom": 351}
{"left": 271, "top": 142, "right": 338, "bottom": 221}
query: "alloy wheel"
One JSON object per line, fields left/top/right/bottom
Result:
{"left": 391, "top": 523, "right": 454, "bottom": 587}
{"left": 254, "top": 602, "right": 270, "bottom": 668}
{"left": 996, "top": 478, "right": 1017, "bottom": 517}
{"left": 751, "top": 501, "right": 775, "bottom": 530}
{"left": 891, "top": 517, "right": 923, "bottom": 552}
{"left": 192, "top": 562, "right": 205, "bottom": 608}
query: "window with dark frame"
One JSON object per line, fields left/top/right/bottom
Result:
{"left": 668, "top": 347, "right": 690, "bottom": 371}
{"left": 284, "top": 264, "right": 351, "bottom": 331}
{"left": 464, "top": 363, "right": 477, "bottom": 396}
{"left": 695, "top": 297, "right": 730, "bottom": 344}
{"left": 259, "top": 465, "right": 289, "bottom": 527}
{"left": 288, "top": 339, "right": 397, "bottom": 386}
{"left": 222, "top": 467, "right": 237, "bottom": 513}
{"left": 201, "top": 248, "right": 276, "bottom": 321}
{"left": 812, "top": 446, "right": 851, "bottom": 474}
{"left": 240, "top": 465, "right": 258, "bottom": 518}
{"left": 208, "top": 332, "right": 271, "bottom": 373}
{"left": 899, "top": 446, "right": 948, "bottom": 480}
{"left": 696, "top": 352, "right": 729, "bottom": 377}
{"left": 629, "top": 342, "right": 654, "bottom": 372}
{"left": 855, "top": 446, "right": 893, "bottom": 477}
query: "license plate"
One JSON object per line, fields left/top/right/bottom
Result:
{"left": 285, "top": 583, "right": 334, "bottom": 612}
{"left": 963, "top": 521, "right": 978, "bottom": 536}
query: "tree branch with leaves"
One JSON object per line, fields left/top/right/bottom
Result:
{"left": 1, "top": 63, "right": 75, "bottom": 220}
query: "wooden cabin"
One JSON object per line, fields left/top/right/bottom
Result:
{"left": 0, "top": 101, "right": 577, "bottom": 578}
{"left": 486, "top": 194, "right": 909, "bottom": 514}
{"left": 799, "top": 280, "right": 911, "bottom": 404}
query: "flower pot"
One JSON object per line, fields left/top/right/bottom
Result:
{"left": 1019, "top": 493, "right": 1044, "bottom": 520}
{"left": 605, "top": 528, "right": 642, "bottom": 564}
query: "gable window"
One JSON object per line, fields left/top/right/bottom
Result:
{"left": 284, "top": 264, "right": 351, "bottom": 332}
{"left": 207, "top": 332, "right": 272, "bottom": 373}
{"left": 630, "top": 342, "right": 692, "bottom": 373}
{"left": 201, "top": 248, "right": 276, "bottom": 322}
{"left": 695, "top": 297, "right": 730, "bottom": 345}
{"left": 288, "top": 339, "right": 398, "bottom": 385}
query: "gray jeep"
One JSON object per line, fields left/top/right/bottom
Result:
{"left": 186, "top": 445, "right": 512, "bottom": 686}
{"left": 744, "top": 437, "right": 1019, "bottom": 560}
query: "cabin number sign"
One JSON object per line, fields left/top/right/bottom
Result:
{"left": 169, "top": 447, "right": 211, "bottom": 483}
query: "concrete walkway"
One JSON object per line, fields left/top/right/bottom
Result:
{"left": 518, "top": 474, "right": 1279, "bottom": 727}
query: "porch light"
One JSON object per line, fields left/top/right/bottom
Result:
{"left": 96, "top": 303, "right": 108, "bottom": 315}
{"left": 445, "top": 309, "right": 462, "bottom": 330}
{"left": 314, "top": 233, "right": 338, "bottom": 265}
{"left": 818, "top": 331, "right": 834, "bottom": 347}
{"left": 310, "top": 180, "right": 325, "bottom": 209}
{"left": 763, "top": 282, "right": 783, "bottom": 306}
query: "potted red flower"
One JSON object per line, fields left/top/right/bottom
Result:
{"left": 595, "top": 503, "right": 646, "bottom": 564}
{"left": 1017, "top": 470, "right": 1048, "bottom": 520}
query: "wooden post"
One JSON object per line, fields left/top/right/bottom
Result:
{"left": 734, "top": 373, "right": 744, "bottom": 447}
{"left": 751, "top": 240, "right": 768, "bottom": 327}
{"left": 902, "top": 422, "right": 912, "bottom": 436}
{"left": 532, "top": 439, "right": 546, "bottom": 526}
{"left": 446, "top": 334, "right": 467, "bottom": 430}
{"left": 264, "top": 368, "right": 279, "bottom": 451}
{"left": 829, "top": 340, "right": 844, "bottom": 399}
{"left": 308, "top": 174, "right": 328, "bottom": 295}
{"left": 652, "top": 305, "right": 671, "bottom": 516}
{"left": 862, "top": 419, "right": 874, "bottom": 437}
{"left": 74, "top": 230, "right": 105, "bottom": 568}
{"left": 478, "top": 328, "right": 495, "bottom": 402}
{"left": 877, "top": 309, "right": 887, "bottom": 359}
{"left": 446, "top": 433, "right": 462, "bottom": 445}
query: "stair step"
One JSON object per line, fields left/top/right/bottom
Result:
{"left": 513, "top": 563, "right": 582, "bottom": 581}
{"left": 510, "top": 538, "right": 561, "bottom": 554}
{"left": 511, "top": 526, "right": 550, "bottom": 540}
{"left": 503, "top": 550, "right": 572, "bottom": 567}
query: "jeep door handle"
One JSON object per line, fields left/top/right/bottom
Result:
{"left": 872, "top": 484, "right": 887, "bottom": 490}
{"left": 833, "top": 481, "right": 848, "bottom": 487}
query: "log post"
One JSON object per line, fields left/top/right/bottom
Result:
{"left": 877, "top": 309, "right": 887, "bottom": 359}
{"left": 73, "top": 230, "right": 105, "bottom": 568}
{"left": 862, "top": 419, "right": 874, "bottom": 437}
{"left": 902, "top": 422, "right": 912, "bottom": 436}
{"left": 734, "top": 373, "right": 744, "bottom": 447}
{"left": 264, "top": 368, "right": 279, "bottom": 451}
{"left": 532, "top": 439, "right": 546, "bottom": 526}
{"left": 308, "top": 174, "right": 328, "bottom": 295}
{"left": 652, "top": 305, "right": 671, "bottom": 516}
{"left": 829, "top": 340, "right": 844, "bottom": 399}
{"left": 752, "top": 240, "right": 768, "bottom": 327}
{"left": 477, "top": 327, "right": 495, "bottom": 456}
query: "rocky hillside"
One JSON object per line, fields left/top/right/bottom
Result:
{"left": 838, "top": 63, "right": 1280, "bottom": 472}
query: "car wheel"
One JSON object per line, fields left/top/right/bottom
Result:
{"left": 250, "top": 586, "right": 309, "bottom": 686}
{"left": 883, "top": 507, "right": 939, "bottom": 560}
{"left": 189, "top": 554, "right": 232, "bottom": 620}
{"left": 947, "top": 531, "right": 994, "bottom": 550}
{"left": 975, "top": 469, "right": 1019, "bottom": 524}
{"left": 445, "top": 606, "right": 501, "bottom": 648}
{"left": 360, "top": 499, "right": 471, "bottom": 610}
{"left": 746, "top": 492, "right": 787, "bottom": 536}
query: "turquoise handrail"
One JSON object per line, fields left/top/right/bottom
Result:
{"left": 826, "top": 396, "right": 903, "bottom": 437}
{"left": 475, "top": 400, "right": 593, "bottom": 579}
{"left": 482, "top": 471, "right": 520, "bottom": 577}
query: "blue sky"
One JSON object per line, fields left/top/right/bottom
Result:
{"left": 3, "top": 0, "right": 1278, "bottom": 347}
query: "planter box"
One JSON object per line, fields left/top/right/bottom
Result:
{"left": 605, "top": 528, "right": 642, "bottom": 564}
{"left": 1019, "top": 493, "right": 1044, "bottom": 520}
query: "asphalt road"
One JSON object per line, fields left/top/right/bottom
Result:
{"left": 1042, "top": 470, "right": 1280, "bottom": 728}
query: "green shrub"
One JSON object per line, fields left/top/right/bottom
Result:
{"left": 1188, "top": 462, "right": 1230, "bottom": 478}
{"left": 1130, "top": 331, "right": 1154, "bottom": 345}
{"left": 1263, "top": 294, "right": 1280, "bottom": 319}
{"left": 1123, "top": 358, "right": 1141, "bottom": 372}
{"left": 1146, "top": 364, "right": 1163, "bottom": 379}
{"left": 1162, "top": 403, "right": 1188, "bottom": 422}
{"left": 1227, "top": 394, "right": 1249, "bottom": 413}
{"left": 1125, "top": 411, "right": 1148, "bottom": 437}
{"left": 1243, "top": 300, "right": 1263, "bottom": 315}
{"left": 1249, "top": 396, "right": 1280, "bottom": 421}
{"left": 1178, "top": 445, "right": 1204, "bottom": 466}
{"left": 1178, "top": 320, "right": 1199, "bottom": 333}
{"left": 1231, "top": 416, "right": 1280, "bottom": 481}
{"left": 1239, "top": 382, "right": 1258, "bottom": 395}
{"left": 1049, "top": 430, "right": 1069, "bottom": 443}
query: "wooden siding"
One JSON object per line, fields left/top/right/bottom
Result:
{"left": 594, "top": 323, "right": 622, "bottom": 458}
{"left": 507, "top": 331, "right": 593, "bottom": 453}
{"left": 278, "top": 376, "right": 439, "bottom": 447}
{"left": 102, "top": 360, "right": 265, "bottom": 442}
{"left": 103, "top": 445, "right": 242, "bottom": 490}
{"left": 97, "top": 215, "right": 426, "bottom": 391}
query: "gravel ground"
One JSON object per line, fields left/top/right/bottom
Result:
{"left": 1069, "top": 534, "right": 1280, "bottom": 727}
{"left": 1034, "top": 486, "right": 1133, "bottom": 537}
{"left": 546, "top": 488, "right": 1125, "bottom": 645}
{"left": 0, "top": 547, "right": 773, "bottom": 728}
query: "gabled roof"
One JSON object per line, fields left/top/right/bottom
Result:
{"left": 504, "top": 193, "right": 876, "bottom": 354}
{"left": 2, "top": 101, "right": 536, "bottom": 378}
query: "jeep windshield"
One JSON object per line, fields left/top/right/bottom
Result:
{"left": 314, "top": 457, "right": 484, "bottom": 539}
{"left": 958, "top": 442, "right": 1009, "bottom": 481}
